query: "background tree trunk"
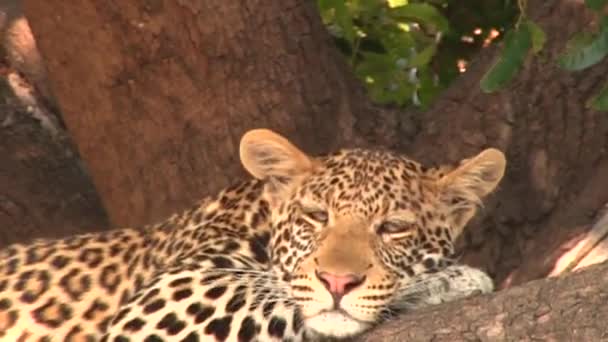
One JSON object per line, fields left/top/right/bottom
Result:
{"left": 5, "top": 0, "right": 608, "bottom": 338}
{"left": 0, "top": 74, "right": 108, "bottom": 246}
{"left": 21, "top": 0, "right": 378, "bottom": 229}
{"left": 0, "top": 0, "right": 108, "bottom": 246}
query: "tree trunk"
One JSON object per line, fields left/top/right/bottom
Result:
{"left": 22, "top": 0, "right": 378, "bottom": 228}
{"left": 0, "top": 63, "right": 108, "bottom": 247}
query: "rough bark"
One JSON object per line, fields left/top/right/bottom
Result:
{"left": 400, "top": 0, "right": 608, "bottom": 287}
{"left": 0, "top": 0, "right": 52, "bottom": 105}
{"left": 22, "top": 0, "right": 377, "bottom": 228}
{"left": 358, "top": 261, "right": 608, "bottom": 341}
{"left": 0, "top": 66, "right": 108, "bottom": 246}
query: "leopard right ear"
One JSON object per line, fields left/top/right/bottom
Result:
{"left": 436, "top": 148, "right": 506, "bottom": 234}
{"left": 240, "top": 129, "right": 316, "bottom": 197}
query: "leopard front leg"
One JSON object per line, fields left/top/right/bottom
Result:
{"left": 102, "top": 261, "right": 306, "bottom": 342}
{"left": 390, "top": 264, "right": 494, "bottom": 312}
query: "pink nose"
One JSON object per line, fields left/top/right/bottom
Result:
{"left": 315, "top": 271, "right": 366, "bottom": 301}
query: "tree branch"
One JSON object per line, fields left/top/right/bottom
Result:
{"left": 359, "top": 262, "right": 608, "bottom": 341}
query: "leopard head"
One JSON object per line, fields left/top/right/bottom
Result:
{"left": 239, "top": 129, "right": 506, "bottom": 338}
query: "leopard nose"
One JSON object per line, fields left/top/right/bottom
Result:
{"left": 315, "top": 270, "right": 366, "bottom": 301}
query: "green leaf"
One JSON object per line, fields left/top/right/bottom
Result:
{"left": 525, "top": 20, "right": 546, "bottom": 54}
{"left": 588, "top": 81, "right": 608, "bottom": 110}
{"left": 351, "top": 0, "right": 383, "bottom": 19}
{"left": 335, "top": 5, "right": 355, "bottom": 43}
{"left": 380, "top": 27, "right": 415, "bottom": 56}
{"left": 480, "top": 25, "right": 532, "bottom": 93}
{"left": 317, "top": 0, "right": 339, "bottom": 12}
{"left": 390, "top": 4, "right": 449, "bottom": 32}
{"left": 409, "top": 45, "right": 437, "bottom": 68}
{"left": 585, "top": 0, "right": 608, "bottom": 11}
{"left": 558, "top": 25, "right": 608, "bottom": 71}
{"left": 602, "top": 15, "right": 608, "bottom": 28}
{"left": 356, "top": 52, "right": 396, "bottom": 74}
{"left": 317, "top": 0, "right": 355, "bottom": 42}
{"left": 563, "top": 31, "right": 596, "bottom": 52}
{"left": 416, "top": 67, "right": 441, "bottom": 108}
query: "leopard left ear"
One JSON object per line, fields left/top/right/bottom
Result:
{"left": 240, "top": 129, "right": 316, "bottom": 198}
{"left": 436, "top": 148, "right": 506, "bottom": 234}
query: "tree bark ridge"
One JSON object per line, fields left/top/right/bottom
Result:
{"left": 359, "top": 262, "right": 608, "bottom": 341}
{"left": 22, "top": 0, "right": 370, "bottom": 228}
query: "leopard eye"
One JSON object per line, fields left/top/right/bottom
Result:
{"left": 377, "top": 220, "right": 414, "bottom": 236}
{"left": 302, "top": 209, "right": 329, "bottom": 224}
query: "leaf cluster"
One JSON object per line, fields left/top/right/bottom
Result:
{"left": 319, "top": 0, "right": 608, "bottom": 111}
{"left": 318, "top": 0, "right": 516, "bottom": 108}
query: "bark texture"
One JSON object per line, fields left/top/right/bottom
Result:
{"left": 0, "top": 68, "right": 108, "bottom": 246}
{"left": 358, "top": 262, "right": 608, "bottom": 341}
{"left": 399, "top": 0, "right": 608, "bottom": 287}
{"left": 22, "top": 0, "right": 375, "bottom": 228}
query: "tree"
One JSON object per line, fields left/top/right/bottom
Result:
{"left": 7, "top": 0, "right": 608, "bottom": 338}
{"left": 0, "top": 0, "right": 108, "bottom": 246}
{"left": 0, "top": 75, "right": 108, "bottom": 245}
{"left": 21, "top": 0, "right": 375, "bottom": 229}
{"left": 403, "top": 0, "right": 608, "bottom": 287}
{"left": 359, "top": 262, "right": 608, "bottom": 341}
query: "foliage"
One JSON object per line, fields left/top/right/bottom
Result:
{"left": 480, "top": 22, "right": 531, "bottom": 93}
{"left": 319, "top": 0, "right": 608, "bottom": 111}
{"left": 317, "top": 0, "right": 517, "bottom": 108}
{"left": 481, "top": 0, "right": 608, "bottom": 110}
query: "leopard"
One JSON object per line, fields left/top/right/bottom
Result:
{"left": 0, "top": 128, "right": 506, "bottom": 341}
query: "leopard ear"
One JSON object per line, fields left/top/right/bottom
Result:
{"left": 240, "top": 129, "right": 315, "bottom": 197}
{"left": 437, "top": 148, "right": 506, "bottom": 233}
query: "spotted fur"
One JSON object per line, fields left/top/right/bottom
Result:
{"left": 0, "top": 129, "right": 505, "bottom": 341}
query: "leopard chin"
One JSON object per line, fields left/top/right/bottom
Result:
{"left": 304, "top": 311, "right": 373, "bottom": 339}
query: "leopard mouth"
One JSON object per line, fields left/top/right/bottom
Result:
{"left": 304, "top": 310, "right": 374, "bottom": 338}
{"left": 302, "top": 304, "right": 374, "bottom": 324}
{"left": 317, "top": 308, "right": 367, "bottom": 322}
